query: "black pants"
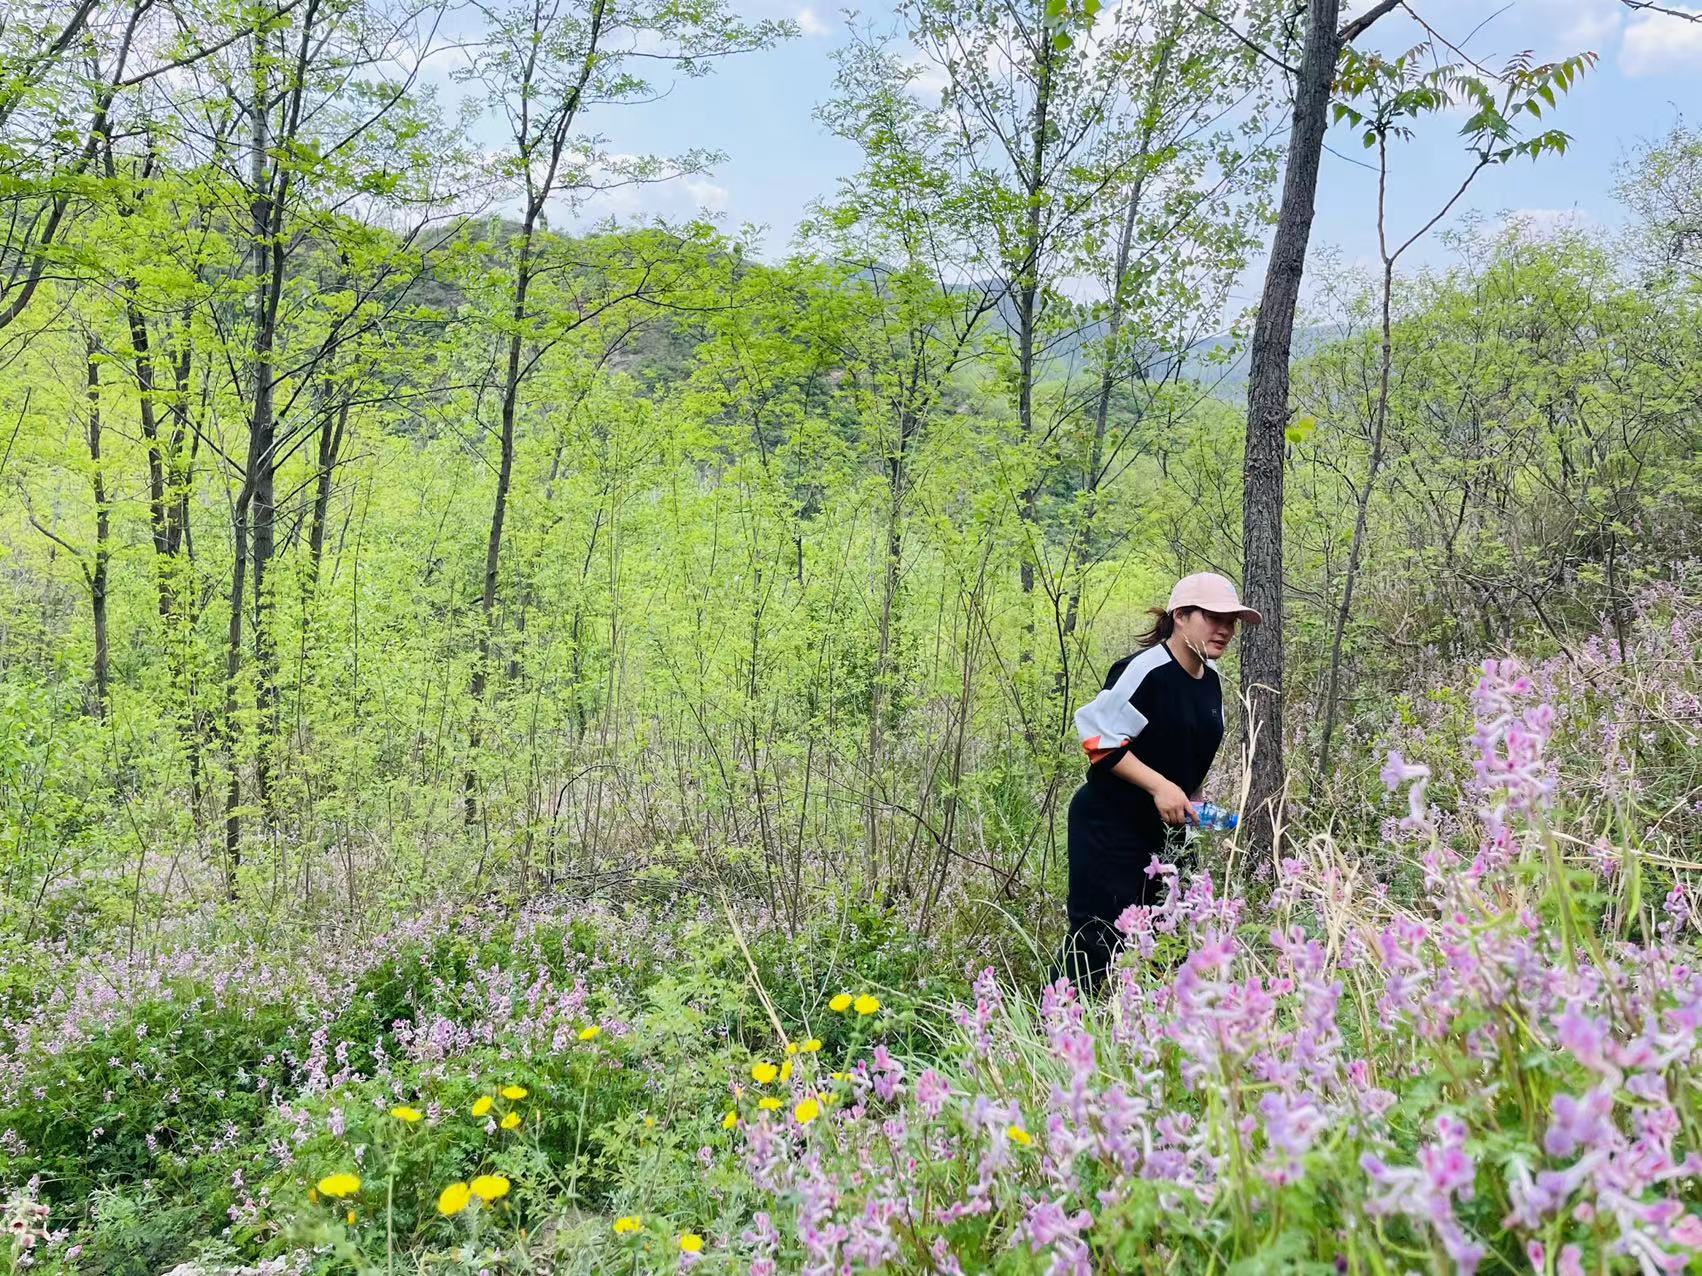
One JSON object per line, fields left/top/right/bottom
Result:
{"left": 1050, "top": 783, "right": 1165, "bottom": 995}
{"left": 1051, "top": 913, "right": 1126, "bottom": 995}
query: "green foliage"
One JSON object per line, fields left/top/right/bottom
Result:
{"left": 0, "top": 0, "right": 1699, "bottom": 1267}
{"left": 0, "top": 680, "right": 116, "bottom": 946}
{"left": 77, "top": 1185, "right": 209, "bottom": 1276}
{"left": 3, "top": 988, "right": 295, "bottom": 1210}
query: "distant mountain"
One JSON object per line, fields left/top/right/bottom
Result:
{"left": 1169, "top": 324, "right": 1342, "bottom": 399}
{"left": 809, "top": 266, "right": 1354, "bottom": 400}
{"left": 1017, "top": 320, "right": 1341, "bottom": 401}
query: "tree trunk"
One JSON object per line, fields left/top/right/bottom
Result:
{"left": 222, "top": 30, "right": 274, "bottom": 878}
{"left": 1054, "top": 31, "right": 1179, "bottom": 731}
{"left": 104, "top": 144, "right": 178, "bottom": 616}
{"left": 307, "top": 392, "right": 349, "bottom": 588}
{"left": 1240, "top": 0, "right": 1346, "bottom": 864}
{"left": 1054, "top": 186, "right": 1140, "bottom": 721}
{"left": 107, "top": 142, "right": 203, "bottom": 818}
{"left": 85, "top": 342, "right": 110, "bottom": 719}
{"left": 1015, "top": 30, "right": 1054, "bottom": 619}
{"left": 465, "top": 216, "right": 536, "bottom": 826}
{"left": 169, "top": 334, "right": 193, "bottom": 561}
{"left": 1606, "top": 524, "right": 1628, "bottom": 661}
{"left": 868, "top": 386, "right": 917, "bottom": 888}
{"left": 124, "top": 294, "right": 177, "bottom": 613}
{"left": 1058, "top": 96, "right": 1160, "bottom": 694}
{"left": 1315, "top": 257, "right": 1392, "bottom": 781}
{"left": 1314, "top": 107, "right": 1476, "bottom": 783}
{"left": 460, "top": 0, "right": 607, "bottom": 827}
{"left": 249, "top": 68, "right": 281, "bottom": 821}
{"left": 222, "top": 486, "right": 251, "bottom": 895}
{"left": 167, "top": 320, "right": 203, "bottom": 818}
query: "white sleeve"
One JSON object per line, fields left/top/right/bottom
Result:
{"left": 1074, "top": 647, "right": 1161, "bottom": 759}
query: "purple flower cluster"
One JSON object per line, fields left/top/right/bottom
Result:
{"left": 720, "top": 613, "right": 1702, "bottom": 1272}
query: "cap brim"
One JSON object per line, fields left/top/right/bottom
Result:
{"left": 1235, "top": 607, "right": 1263, "bottom": 626}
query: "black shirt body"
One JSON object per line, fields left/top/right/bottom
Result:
{"left": 1065, "top": 641, "right": 1225, "bottom": 919}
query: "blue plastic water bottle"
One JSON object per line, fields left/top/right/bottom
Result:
{"left": 1192, "top": 801, "right": 1239, "bottom": 832}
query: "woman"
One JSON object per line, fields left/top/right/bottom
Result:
{"left": 1054, "top": 572, "right": 1261, "bottom": 993}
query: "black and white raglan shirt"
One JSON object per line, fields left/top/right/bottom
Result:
{"left": 1072, "top": 640, "right": 1226, "bottom": 853}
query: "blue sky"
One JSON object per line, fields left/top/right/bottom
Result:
{"left": 424, "top": 0, "right": 1701, "bottom": 312}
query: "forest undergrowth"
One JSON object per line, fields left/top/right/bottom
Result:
{"left": 4, "top": 0, "right": 1702, "bottom": 1270}
{"left": 1, "top": 582, "right": 1698, "bottom": 1276}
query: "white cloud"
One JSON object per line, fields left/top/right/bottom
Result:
{"left": 1392, "top": 0, "right": 1618, "bottom": 68}
{"left": 1619, "top": 5, "right": 1702, "bottom": 75}
{"left": 1496, "top": 207, "right": 1600, "bottom": 238}
{"left": 905, "top": 56, "right": 951, "bottom": 103}
{"left": 1551, "top": 0, "right": 1622, "bottom": 48}
{"left": 796, "top": 7, "right": 830, "bottom": 37}
{"left": 683, "top": 176, "right": 730, "bottom": 214}
{"left": 570, "top": 154, "right": 731, "bottom": 224}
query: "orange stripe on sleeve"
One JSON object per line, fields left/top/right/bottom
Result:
{"left": 1082, "top": 735, "right": 1127, "bottom": 765}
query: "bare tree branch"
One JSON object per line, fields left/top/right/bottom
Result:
{"left": 1339, "top": 0, "right": 1405, "bottom": 44}
{"left": 1620, "top": 0, "right": 1702, "bottom": 20}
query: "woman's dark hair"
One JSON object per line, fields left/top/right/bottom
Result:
{"left": 1135, "top": 605, "right": 1196, "bottom": 649}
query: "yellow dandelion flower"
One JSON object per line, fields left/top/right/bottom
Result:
{"left": 316, "top": 1173, "right": 361, "bottom": 1199}
{"left": 643, "top": 1115, "right": 656, "bottom": 1129}
{"left": 307, "top": 1189, "right": 319, "bottom": 1204}
{"left": 578, "top": 1025, "right": 601, "bottom": 1042}
{"left": 500, "top": 1111, "right": 522, "bottom": 1130}
{"left": 471, "top": 1095, "right": 494, "bottom": 1117}
{"left": 1007, "top": 1125, "right": 1033, "bottom": 1147}
{"left": 779, "top": 1060, "right": 794, "bottom": 1082}
{"left": 346, "top": 1210, "right": 357, "bottom": 1226}
{"left": 757, "top": 1097, "right": 783, "bottom": 1111}
{"left": 829, "top": 993, "right": 853, "bottom": 1013}
{"left": 390, "top": 1106, "right": 423, "bottom": 1123}
{"left": 830, "top": 1071, "right": 851, "bottom": 1082}
{"left": 793, "top": 1098, "right": 821, "bottom": 1125}
{"left": 784, "top": 1042, "right": 799, "bottom": 1055}
{"left": 437, "top": 1182, "right": 471, "bottom": 1216}
{"left": 500, "top": 1084, "right": 528, "bottom": 1100}
{"left": 613, "top": 1215, "right": 642, "bottom": 1236}
{"left": 679, "top": 1233, "right": 704, "bottom": 1254}
{"left": 469, "top": 1174, "right": 510, "bottom": 1203}
{"left": 801, "top": 1038, "right": 822, "bottom": 1053}
{"left": 721, "top": 1109, "right": 738, "bottom": 1130}
{"left": 751, "top": 1061, "right": 779, "bottom": 1085}
{"left": 854, "top": 994, "right": 881, "bottom": 1016}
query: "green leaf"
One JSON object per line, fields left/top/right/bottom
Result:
{"left": 1052, "top": 30, "right": 1072, "bottom": 50}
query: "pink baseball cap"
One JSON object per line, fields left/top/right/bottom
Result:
{"left": 1166, "top": 572, "right": 1263, "bottom": 624}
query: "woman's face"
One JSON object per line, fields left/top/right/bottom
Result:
{"left": 1173, "top": 607, "right": 1239, "bottom": 661}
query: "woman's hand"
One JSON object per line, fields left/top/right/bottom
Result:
{"left": 1148, "top": 778, "right": 1196, "bottom": 827}
{"left": 1109, "top": 754, "right": 1199, "bottom": 826}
